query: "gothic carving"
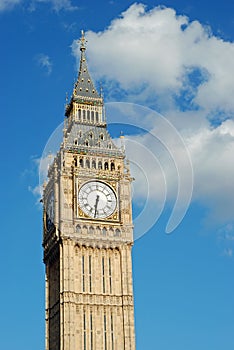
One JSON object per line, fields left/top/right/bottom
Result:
{"left": 43, "top": 31, "right": 136, "bottom": 350}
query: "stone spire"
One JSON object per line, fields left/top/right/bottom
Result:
{"left": 65, "top": 31, "right": 102, "bottom": 118}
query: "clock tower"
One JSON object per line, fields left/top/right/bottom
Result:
{"left": 43, "top": 32, "right": 136, "bottom": 350}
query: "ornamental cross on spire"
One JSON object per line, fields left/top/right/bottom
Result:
{"left": 79, "top": 30, "right": 87, "bottom": 51}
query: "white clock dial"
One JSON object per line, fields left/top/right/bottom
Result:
{"left": 78, "top": 181, "right": 117, "bottom": 219}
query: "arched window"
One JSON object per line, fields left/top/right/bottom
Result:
{"left": 85, "top": 140, "right": 89, "bottom": 146}
{"left": 79, "top": 158, "right": 84, "bottom": 168}
{"left": 89, "top": 226, "right": 94, "bottom": 235}
{"left": 100, "top": 133, "right": 104, "bottom": 140}
{"left": 86, "top": 159, "right": 90, "bottom": 168}
{"left": 91, "top": 111, "right": 94, "bottom": 122}
{"left": 79, "top": 130, "right": 82, "bottom": 137}
{"left": 74, "top": 157, "right": 77, "bottom": 167}
{"left": 78, "top": 109, "right": 81, "bottom": 120}
{"left": 111, "top": 162, "right": 115, "bottom": 171}
{"left": 74, "top": 139, "right": 78, "bottom": 145}
{"left": 87, "top": 110, "right": 90, "bottom": 122}
{"left": 92, "top": 160, "right": 96, "bottom": 169}
{"left": 76, "top": 225, "right": 81, "bottom": 234}
{"left": 74, "top": 245, "right": 79, "bottom": 256}
{"left": 104, "top": 162, "right": 108, "bottom": 170}
{"left": 115, "top": 229, "right": 121, "bottom": 237}
{"left": 102, "top": 227, "right": 107, "bottom": 236}
{"left": 96, "top": 112, "right": 99, "bottom": 123}
{"left": 83, "top": 109, "right": 86, "bottom": 121}
{"left": 98, "top": 161, "right": 102, "bottom": 169}
{"left": 89, "top": 132, "right": 93, "bottom": 139}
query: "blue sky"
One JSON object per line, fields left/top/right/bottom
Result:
{"left": 1, "top": 1, "right": 234, "bottom": 349}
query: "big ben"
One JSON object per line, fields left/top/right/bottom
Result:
{"left": 43, "top": 31, "right": 136, "bottom": 350}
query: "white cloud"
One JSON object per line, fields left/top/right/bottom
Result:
{"left": 0, "top": 0, "right": 77, "bottom": 11}
{"left": 72, "top": 4, "right": 234, "bottom": 233}
{"left": 0, "top": 0, "right": 21, "bottom": 11}
{"left": 35, "top": 53, "right": 52, "bottom": 75}
{"left": 73, "top": 3, "right": 234, "bottom": 115}
{"left": 185, "top": 119, "right": 234, "bottom": 223}
{"left": 122, "top": 116, "right": 234, "bottom": 234}
{"left": 31, "top": 0, "right": 77, "bottom": 11}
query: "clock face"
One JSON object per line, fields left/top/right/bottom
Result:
{"left": 78, "top": 181, "right": 117, "bottom": 219}
{"left": 46, "top": 191, "right": 54, "bottom": 230}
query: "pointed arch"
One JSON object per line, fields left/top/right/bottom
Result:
{"left": 79, "top": 158, "right": 84, "bottom": 168}
{"left": 76, "top": 225, "right": 81, "bottom": 234}
{"left": 86, "top": 159, "right": 90, "bottom": 168}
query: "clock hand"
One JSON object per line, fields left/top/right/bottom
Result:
{"left": 94, "top": 195, "right": 100, "bottom": 218}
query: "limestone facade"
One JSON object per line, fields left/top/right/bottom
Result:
{"left": 43, "top": 32, "right": 136, "bottom": 350}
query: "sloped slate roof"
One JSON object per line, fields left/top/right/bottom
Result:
{"left": 65, "top": 123, "right": 123, "bottom": 157}
{"left": 73, "top": 49, "right": 101, "bottom": 100}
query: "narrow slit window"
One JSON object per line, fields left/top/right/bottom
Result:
{"left": 89, "top": 255, "right": 92, "bottom": 293}
{"left": 111, "top": 313, "right": 114, "bottom": 350}
{"left": 83, "top": 312, "right": 86, "bottom": 350}
{"left": 102, "top": 257, "right": 105, "bottom": 293}
{"left": 109, "top": 257, "right": 112, "bottom": 294}
{"left": 82, "top": 255, "right": 85, "bottom": 292}
{"left": 104, "top": 314, "right": 107, "bottom": 350}
{"left": 90, "top": 312, "right": 93, "bottom": 350}
{"left": 91, "top": 111, "right": 94, "bottom": 122}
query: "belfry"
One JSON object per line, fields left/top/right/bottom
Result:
{"left": 43, "top": 31, "right": 136, "bottom": 350}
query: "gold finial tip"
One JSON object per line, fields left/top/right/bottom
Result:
{"left": 79, "top": 29, "right": 87, "bottom": 51}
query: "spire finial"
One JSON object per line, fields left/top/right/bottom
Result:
{"left": 79, "top": 30, "right": 87, "bottom": 51}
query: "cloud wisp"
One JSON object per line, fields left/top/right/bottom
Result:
{"left": 0, "top": 0, "right": 21, "bottom": 11}
{"left": 0, "top": 0, "right": 77, "bottom": 12}
{"left": 35, "top": 53, "right": 53, "bottom": 75}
